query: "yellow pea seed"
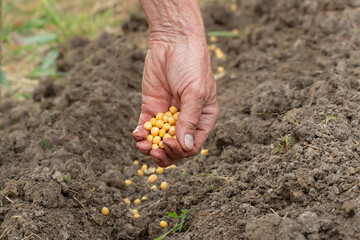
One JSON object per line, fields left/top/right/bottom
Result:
{"left": 101, "top": 207, "right": 110, "bottom": 216}
{"left": 156, "top": 167, "right": 164, "bottom": 174}
{"left": 148, "top": 174, "right": 158, "bottom": 183}
{"left": 159, "top": 128, "right": 166, "bottom": 138}
{"left": 152, "top": 144, "right": 159, "bottom": 150}
{"left": 163, "top": 123, "right": 171, "bottom": 131}
{"left": 137, "top": 170, "right": 144, "bottom": 177}
{"left": 230, "top": 3, "right": 237, "bottom": 12}
{"left": 133, "top": 160, "right": 139, "bottom": 166}
{"left": 215, "top": 48, "right": 227, "bottom": 60}
{"left": 150, "top": 185, "right": 157, "bottom": 190}
{"left": 201, "top": 149, "right": 209, "bottom": 156}
{"left": 134, "top": 213, "right": 140, "bottom": 219}
{"left": 217, "top": 66, "right": 225, "bottom": 73}
{"left": 150, "top": 118, "right": 157, "bottom": 126}
{"left": 169, "top": 126, "right": 176, "bottom": 136}
{"left": 163, "top": 133, "right": 172, "bottom": 140}
{"left": 232, "top": 29, "right": 239, "bottom": 34}
{"left": 160, "top": 221, "right": 168, "bottom": 228}
{"left": 168, "top": 117, "right": 176, "bottom": 125}
{"left": 151, "top": 127, "right": 159, "bottom": 136}
{"left": 173, "top": 135, "right": 177, "bottom": 140}
{"left": 162, "top": 115, "right": 169, "bottom": 123}
{"left": 144, "top": 122, "right": 152, "bottom": 130}
{"left": 169, "top": 106, "right": 178, "bottom": 114}
{"left": 208, "top": 44, "right": 216, "bottom": 51}
{"left": 125, "top": 180, "right": 132, "bottom": 186}
{"left": 141, "top": 196, "right": 148, "bottom": 201}
{"left": 132, "top": 209, "right": 138, "bottom": 215}
{"left": 134, "top": 199, "right": 141, "bottom": 205}
{"left": 156, "top": 113, "right": 164, "bottom": 120}
{"left": 210, "top": 36, "right": 217, "bottom": 43}
{"left": 159, "top": 141, "right": 164, "bottom": 149}
{"left": 156, "top": 120, "right": 164, "bottom": 128}
{"left": 148, "top": 167, "right": 156, "bottom": 174}
{"left": 167, "top": 164, "right": 177, "bottom": 169}
{"left": 173, "top": 112, "right": 179, "bottom": 120}
{"left": 124, "top": 198, "right": 131, "bottom": 205}
{"left": 141, "top": 164, "right": 148, "bottom": 171}
{"left": 147, "top": 134, "right": 154, "bottom": 142}
{"left": 160, "top": 182, "right": 169, "bottom": 190}
{"left": 153, "top": 136, "right": 161, "bottom": 144}
{"left": 164, "top": 111, "right": 173, "bottom": 117}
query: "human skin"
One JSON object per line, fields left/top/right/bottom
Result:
{"left": 132, "top": 0, "right": 219, "bottom": 167}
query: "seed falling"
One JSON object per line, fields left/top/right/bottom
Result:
{"left": 133, "top": 160, "right": 139, "bottom": 166}
{"left": 141, "top": 196, "right": 148, "bottom": 201}
{"left": 141, "top": 164, "right": 148, "bottom": 172}
{"left": 133, "top": 199, "right": 141, "bottom": 205}
{"left": 137, "top": 170, "right": 144, "bottom": 177}
{"left": 124, "top": 198, "right": 131, "bottom": 205}
{"left": 132, "top": 209, "right": 138, "bottom": 215}
{"left": 134, "top": 213, "right": 140, "bottom": 219}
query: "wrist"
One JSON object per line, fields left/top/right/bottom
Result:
{"left": 140, "top": 0, "right": 206, "bottom": 43}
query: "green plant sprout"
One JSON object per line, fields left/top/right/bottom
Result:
{"left": 180, "top": 171, "right": 186, "bottom": 181}
{"left": 64, "top": 174, "right": 71, "bottom": 182}
{"left": 325, "top": 115, "right": 337, "bottom": 124}
{"left": 43, "top": 140, "right": 52, "bottom": 149}
{"left": 155, "top": 209, "right": 190, "bottom": 240}
{"left": 277, "top": 136, "right": 292, "bottom": 153}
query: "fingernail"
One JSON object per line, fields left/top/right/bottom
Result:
{"left": 184, "top": 134, "right": 194, "bottom": 151}
{"left": 163, "top": 143, "right": 172, "bottom": 152}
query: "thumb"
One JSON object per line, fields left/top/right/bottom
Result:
{"left": 176, "top": 88, "right": 203, "bottom": 152}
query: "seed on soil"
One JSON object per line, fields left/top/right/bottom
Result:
{"left": 232, "top": 29, "right": 239, "bottom": 34}
{"left": 124, "top": 198, "right": 131, "bottom": 205}
{"left": 160, "top": 221, "right": 168, "bottom": 228}
{"left": 156, "top": 167, "right": 164, "bottom": 174}
{"left": 91, "top": 187, "right": 95, "bottom": 191}
{"left": 141, "top": 164, "right": 148, "bottom": 171}
{"left": 137, "top": 170, "right": 144, "bottom": 177}
{"left": 125, "top": 180, "right": 132, "bottom": 186}
{"left": 144, "top": 122, "right": 152, "bottom": 130}
{"left": 210, "top": 36, "right": 218, "bottom": 43}
{"left": 101, "top": 207, "right": 110, "bottom": 216}
{"left": 133, "top": 214, "right": 140, "bottom": 219}
{"left": 133, "top": 160, "right": 139, "bottom": 166}
{"left": 217, "top": 66, "right": 225, "bottom": 73}
{"left": 132, "top": 209, "right": 138, "bottom": 215}
{"left": 230, "top": 3, "right": 237, "bottom": 11}
{"left": 160, "top": 182, "right": 169, "bottom": 190}
{"left": 215, "top": 48, "right": 227, "bottom": 60}
{"left": 152, "top": 144, "right": 159, "bottom": 150}
{"left": 148, "top": 167, "right": 156, "bottom": 174}
{"left": 151, "top": 185, "right": 157, "bottom": 190}
{"left": 201, "top": 149, "right": 209, "bottom": 156}
{"left": 148, "top": 174, "right": 158, "bottom": 183}
{"left": 141, "top": 196, "right": 148, "bottom": 201}
{"left": 167, "top": 164, "right": 177, "bottom": 169}
{"left": 134, "top": 199, "right": 141, "bottom": 205}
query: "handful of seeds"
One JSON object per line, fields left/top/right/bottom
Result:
{"left": 144, "top": 106, "right": 179, "bottom": 150}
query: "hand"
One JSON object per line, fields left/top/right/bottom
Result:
{"left": 132, "top": 38, "right": 219, "bottom": 167}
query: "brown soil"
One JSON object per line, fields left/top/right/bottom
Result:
{"left": 1, "top": 0, "right": 360, "bottom": 239}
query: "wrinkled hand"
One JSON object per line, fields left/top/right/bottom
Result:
{"left": 132, "top": 38, "right": 218, "bottom": 167}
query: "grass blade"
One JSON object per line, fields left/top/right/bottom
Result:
{"left": 0, "top": 70, "right": 10, "bottom": 89}
{"left": 23, "top": 34, "right": 57, "bottom": 45}
{"left": 207, "top": 31, "right": 240, "bottom": 37}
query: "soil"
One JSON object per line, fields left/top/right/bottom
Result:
{"left": 1, "top": 0, "right": 360, "bottom": 239}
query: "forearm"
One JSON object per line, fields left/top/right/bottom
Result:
{"left": 140, "top": 0, "right": 206, "bottom": 42}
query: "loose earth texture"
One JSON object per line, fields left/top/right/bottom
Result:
{"left": 1, "top": 0, "right": 360, "bottom": 239}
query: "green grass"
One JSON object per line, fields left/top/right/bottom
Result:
{"left": 325, "top": 115, "right": 337, "bottom": 124}
{"left": 155, "top": 209, "right": 190, "bottom": 240}
{"left": 277, "top": 136, "right": 292, "bottom": 153}
{"left": 1, "top": 0, "right": 123, "bottom": 87}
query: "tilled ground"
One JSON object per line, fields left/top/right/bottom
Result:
{"left": 1, "top": 0, "right": 360, "bottom": 239}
